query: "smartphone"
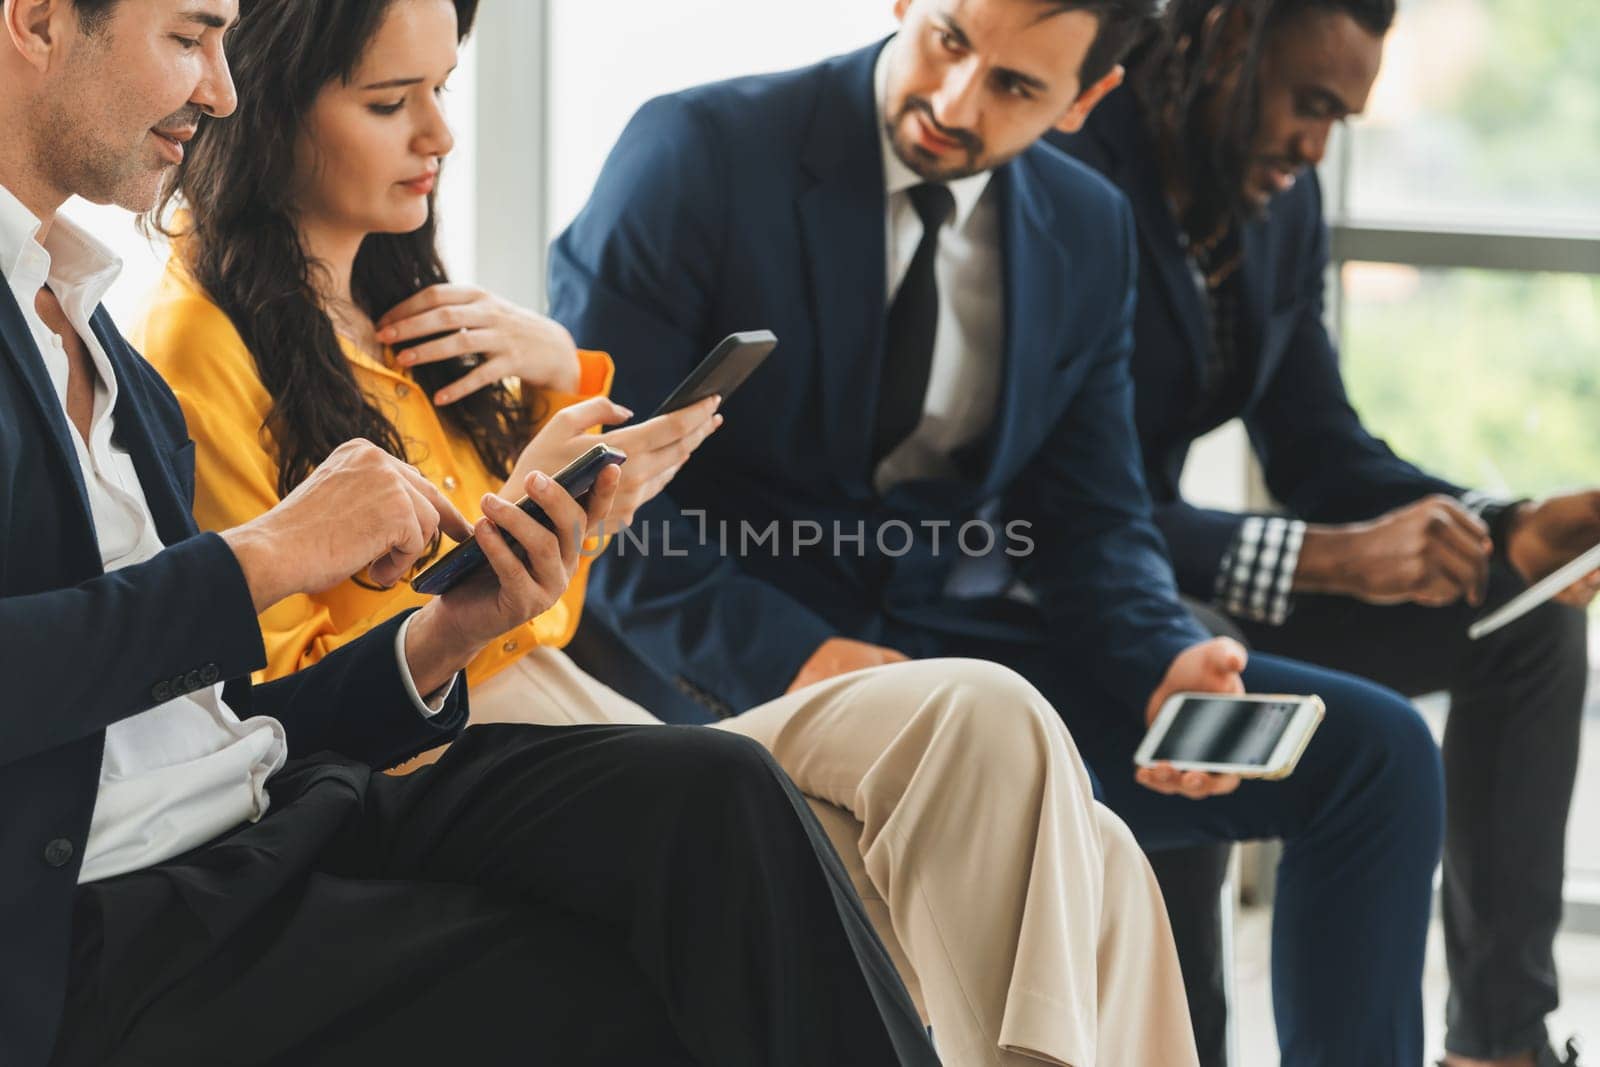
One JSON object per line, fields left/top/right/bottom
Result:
{"left": 410, "top": 443, "right": 627, "bottom": 597}
{"left": 650, "top": 330, "right": 779, "bottom": 418}
{"left": 1134, "top": 692, "right": 1326, "bottom": 780}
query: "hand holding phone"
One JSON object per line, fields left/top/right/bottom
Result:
{"left": 411, "top": 444, "right": 627, "bottom": 596}
{"left": 650, "top": 330, "right": 778, "bottom": 418}
{"left": 1135, "top": 692, "right": 1325, "bottom": 781}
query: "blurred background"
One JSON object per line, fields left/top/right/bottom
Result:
{"left": 67, "top": 1, "right": 1599, "bottom": 1058}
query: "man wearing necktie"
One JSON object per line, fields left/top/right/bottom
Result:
{"left": 551, "top": 0, "right": 1446, "bottom": 1063}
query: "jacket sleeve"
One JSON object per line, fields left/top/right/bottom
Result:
{"left": 243, "top": 611, "right": 468, "bottom": 770}
{"left": 1245, "top": 182, "right": 1462, "bottom": 523}
{"left": 1007, "top": 199, "right": 1208, "bottom": 714}
{"left": 0, "top": 531, "right": 270, "bottom": 768}
{"left": 548, "top": 93, "right": 835, "bottom": 710}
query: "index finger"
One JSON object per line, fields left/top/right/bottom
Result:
{"left": 396, "top": 462, "right": 473, "bottom": 542}
{"left": 378, "top": 284, "right": 481, "bottom": 328}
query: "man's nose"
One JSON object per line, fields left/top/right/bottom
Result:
{"left": 929, "top": 59, "right": 982, "bottom": 132}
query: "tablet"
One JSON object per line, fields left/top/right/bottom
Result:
{"left": 1469, "top": 540, "right": 1600, "bottom": 640}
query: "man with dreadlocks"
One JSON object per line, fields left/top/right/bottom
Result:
{"left": 1054, "top": 2, "right": 1593, "bottom": 1066}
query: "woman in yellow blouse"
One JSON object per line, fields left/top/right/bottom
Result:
{"left": 137, "top": 1, "right": 1201, "bottom": 1063}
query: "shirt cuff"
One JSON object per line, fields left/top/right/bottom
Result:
{"left": 1459, "top": 490, "right": 1530, "bottom": 556}
{"left": 1214, "top": 516, "right": 1306, "bottom": 626}
{"left": 394, "top": 613, "right": 459, "bottom": 718}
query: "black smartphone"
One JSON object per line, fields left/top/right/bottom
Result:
{"left": 650, "top": 330, "right": 778, "bottom": 418}
{"left": 410, "top": 443, "right": 627, "bottom": 597}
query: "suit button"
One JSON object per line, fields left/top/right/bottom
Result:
{"left": 395, "top": 383, "right": 411, "bottom": 399}
{"left": 152, "top": 681, "right": 173, "bottom": 702}
{"left": 183, "top": 669, "right": 204, "bottom": 692}
{"left": 200, "top": 664, "right": 220, "bottom": 685}
{"left": 44, "top": 838, "right": 74, "bottom": 868}
{"left": 443, "top": 476, "right": 459, "bottom": 491}
{"left": 501, "top": 639, "right": 519, "bottom": 654}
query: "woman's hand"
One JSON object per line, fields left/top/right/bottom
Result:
{"left": 596, "top": 397, "right": 722, "bottom": 526}
{"left": 503, "top": 394, "right": 723, "bottom": 527}
{"left": 376, "top": 284, "right": 582, "bottom": 403}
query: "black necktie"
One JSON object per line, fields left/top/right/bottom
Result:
{"left": 873, "top": 182, "right": 954, "bottom": 466}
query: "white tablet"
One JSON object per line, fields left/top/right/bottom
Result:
{"left": 1468, "top": 541, "right": 1600, "bottom": 641}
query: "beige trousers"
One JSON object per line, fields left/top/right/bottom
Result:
{"left": 473, "top": 647, "right": 1198, "bottom": 1067}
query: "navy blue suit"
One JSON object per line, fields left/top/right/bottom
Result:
{"left": 551, "top": 41, "right": 1203, "bottom": 719}
{"left": 1055, "top": 86, "right": 1590, "bottom": 1061}
{"left": 1052, "top": 87, "right": 1460, "bottom": 595}
{"left": 552, "top": 42, "right": 1448, "bottom": 1066}
{"left": 0, "top": 286, "right": 468, "bottom": 1065}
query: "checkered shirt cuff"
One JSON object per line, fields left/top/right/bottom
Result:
{"left": 1214, "top": 516, "right": 1307, "bottom": 626}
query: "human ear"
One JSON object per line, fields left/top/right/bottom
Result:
{"left": 1053, "top": 64, "right": 1125, "bottom": 135}
{"left": 6, "top": 0, "right": 80, "bottom": 73}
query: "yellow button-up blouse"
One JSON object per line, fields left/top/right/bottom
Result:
{"left": 136, "top": 254, "right": 613, "bottom": 688}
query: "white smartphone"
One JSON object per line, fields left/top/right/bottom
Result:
{"left": 1135, "top": 692, "right": 1326, "bottom": 780}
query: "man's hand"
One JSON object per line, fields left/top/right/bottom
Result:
{"left": 1296, "top": 495, "right": 1493, "bottom": 608}
{"left": 788, "top": 637, "right": 910, "bottom": 693}
{"left": 1136, "top": 637, "right": 1249, "bottom": 800}
{"left": 1505, "top": 490, "right": 1600, "bottom": 608}
{"left": 404, "top": 464, "right": 621, "bottom": 695}
{"left": 221, "top": 440, "right": 473, "bottom": 613}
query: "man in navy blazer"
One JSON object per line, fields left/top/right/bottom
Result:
{"left": 0, "top": 2, "right": 940, "bottom": 1065}
{"left": 1052, "top": 1, "right": 1592, "bottom": 1064}
{"left": 550, "top": 0, "right": 1446, "bottom": 1062}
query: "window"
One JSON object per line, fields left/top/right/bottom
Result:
{"left": 1330, "top": 0, "right": 1600, "bottom": 907}
{"left": 1343, "top": 0, "right": 1600, "bottom": 231}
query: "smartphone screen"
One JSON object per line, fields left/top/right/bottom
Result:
{"left": 1150, "top": 698, "right": 1302, "bottom": 767}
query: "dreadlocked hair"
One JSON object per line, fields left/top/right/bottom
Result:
{"left": 1127, "top": 0, "right": 1395, "bottom": 243}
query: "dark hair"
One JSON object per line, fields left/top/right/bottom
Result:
{"left": 69, "top": 0, "right": 120, "bottom": 34}
{"left": 1035, "top": 0, "right": 1161, "bottom": 89}
{"left": 150, "top": 0, "right": 531, "bottom": 504}
{"left": 1129, "top": 0, "right": 1395, "bottom": 240}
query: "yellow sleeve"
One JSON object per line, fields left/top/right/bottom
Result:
{"left": 532, "top": 348, "right": 615, "bottom": 429}
{"left": 137, "top": 276, "right": 413, "bottom": 683}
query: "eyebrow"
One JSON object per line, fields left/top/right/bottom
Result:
{"left": 359, "top": 64, "right": 459, "bottom": 91}
{"left": 939, "top": 13, "right": 1051, "bottom": 94}
{"left": 179, "top": 9, "right": 232, "bottom": 31}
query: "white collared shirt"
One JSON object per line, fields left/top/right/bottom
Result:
{"left": 0, "top": 184, "right": 446, "bottom": 885}
{"left": 873, "top": 41, "right": 1005, "bottom": 492}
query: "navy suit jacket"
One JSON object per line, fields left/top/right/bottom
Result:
{"left": 1052, "top": 88, "right": 1460, "bottom": 598}
{"left": 0, "top": 282, "right": 467, "bottom": 1066}
{"left": 549, "top": 41, "right": 1205, "bottom": 716}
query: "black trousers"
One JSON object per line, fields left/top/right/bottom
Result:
{"left": 1234, "top": 561, "right": 1589, "bottom": 1060}
{"left": 51, "top": 724, "right": 938, "bottom": 1067}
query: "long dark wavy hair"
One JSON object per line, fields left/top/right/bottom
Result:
{"left": 152, "top": 0, "right": 534, "bottom": 500}
{"left": 1127, "top": 0, "right": 1395, "bottom": 244}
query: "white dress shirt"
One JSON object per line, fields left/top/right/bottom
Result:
{"left": 873, "top": 42, "right": 1005, "bottom": 492}
{"left": 0, "top": 183, "right": 447, "bottom": 885}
